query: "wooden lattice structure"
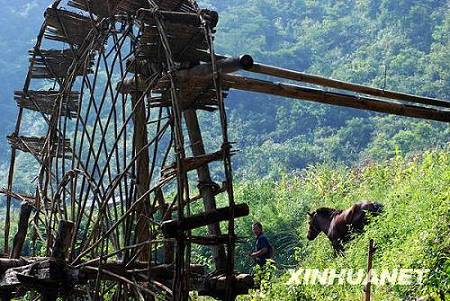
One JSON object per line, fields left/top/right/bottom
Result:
{"left": 1, "top": 0, "right": 449, "bottom": 300}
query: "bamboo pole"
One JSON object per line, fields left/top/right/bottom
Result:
{"left": 248, "top": 63, "right": 450, "bottom": 109}
{"left": 222, "top": 75, "right": 450, "bottom": 123}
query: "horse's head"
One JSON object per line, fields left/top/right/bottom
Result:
{"left": 307, "top": 212, "right": 321, "bottom": 240}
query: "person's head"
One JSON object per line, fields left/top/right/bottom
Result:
{"left": 252, "top": 222, "right": 263, "bottom": 237}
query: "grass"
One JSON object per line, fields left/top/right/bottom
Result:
{"left": 222, "top": 149, "right": 450, "bottom": 300}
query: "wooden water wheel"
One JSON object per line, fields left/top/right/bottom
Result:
{"left": 1, "top": 0, "right": 449, "bottom": 300}
{"left": 1, "top": 0, "right": 253, "bottom": 300}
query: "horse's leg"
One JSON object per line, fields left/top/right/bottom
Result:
{"left": 332, "top": 240, "right": 345, "bottom": 256}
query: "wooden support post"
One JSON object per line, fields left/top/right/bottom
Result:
{"left": 131, "top": 92, "right": 152, "bottom": 261}
{"left": 184, "top": 109, "right": 227, "bottom": 271}
{"left": 364, "top": 239, "right": 376, "bottom": 301}
{"left": 10, "top": 202, "right": 33, "bottom": 259}
{"left": 161, "top": 204, "right": 249, "bottom": 238}
{"left": 52, "top": 220, "right": 74, "bottom": 260}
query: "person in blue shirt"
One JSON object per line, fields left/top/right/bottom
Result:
{"left": 249, "top": 222, "right": 272, "bottom": 266}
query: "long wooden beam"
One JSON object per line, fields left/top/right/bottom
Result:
{"left": 248, "top": 63, "right": 450, "bottom": 109}
{"left": 176, "top": 55, "right": 254, "bottom": 82}
{"left": 222, "top": 75, "right": 450, "bottom": 123}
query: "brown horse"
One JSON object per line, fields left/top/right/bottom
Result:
{"left": 307, "top": 201, "right": 383, "bottom": 254}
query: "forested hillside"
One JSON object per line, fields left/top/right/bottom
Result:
{"left": 201, "top": 0, "right": 450, "bottom": 178}
{"left": 0, "top": 0, "right": 449, "bottom": 182}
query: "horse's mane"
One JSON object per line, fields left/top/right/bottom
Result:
{"left": 315, "top": 207, "right": 342, "bottom": 218}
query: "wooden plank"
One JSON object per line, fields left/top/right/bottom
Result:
{"left": 139, "top": 23, "right": 212, "bottom": 63}
{"left": 15, "top": 91, "right": 79, "bottom": 117}
{"left": 45, "top": 8, "right": 94, "bottom": 46}
{"left": 125, "top": 56, "right": 159, "bottom": 77}
{"left": 161, "top": 150, "right": 230, "bottom": 180}
{"left": 148, "top": 88, "right": 226, "bottom": 110}
{"left": 116, "top": 0, "right": 150, "bottom": 15}
{"left": 29, "top": 49, "right": 93, "bottom": 79}
{"left": 7, "top": 135, "right": 72, "bottom": 159}
{"left": 138, "top": 10, "right": 218, "bottom": 28}
{"left": 139, "top": 45, "right": 223, "bottom": 63}
{"left": 161, "top": 203, "right": 249, "bottom": 238}
{"left": 68, "top": 0, "right": 120, "bottom": 17}
{"left": 142, "top": 24, "right": 203, "bottom": 40}
{"left": 222, "top": 75, "right": 450, "bottom": 123}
